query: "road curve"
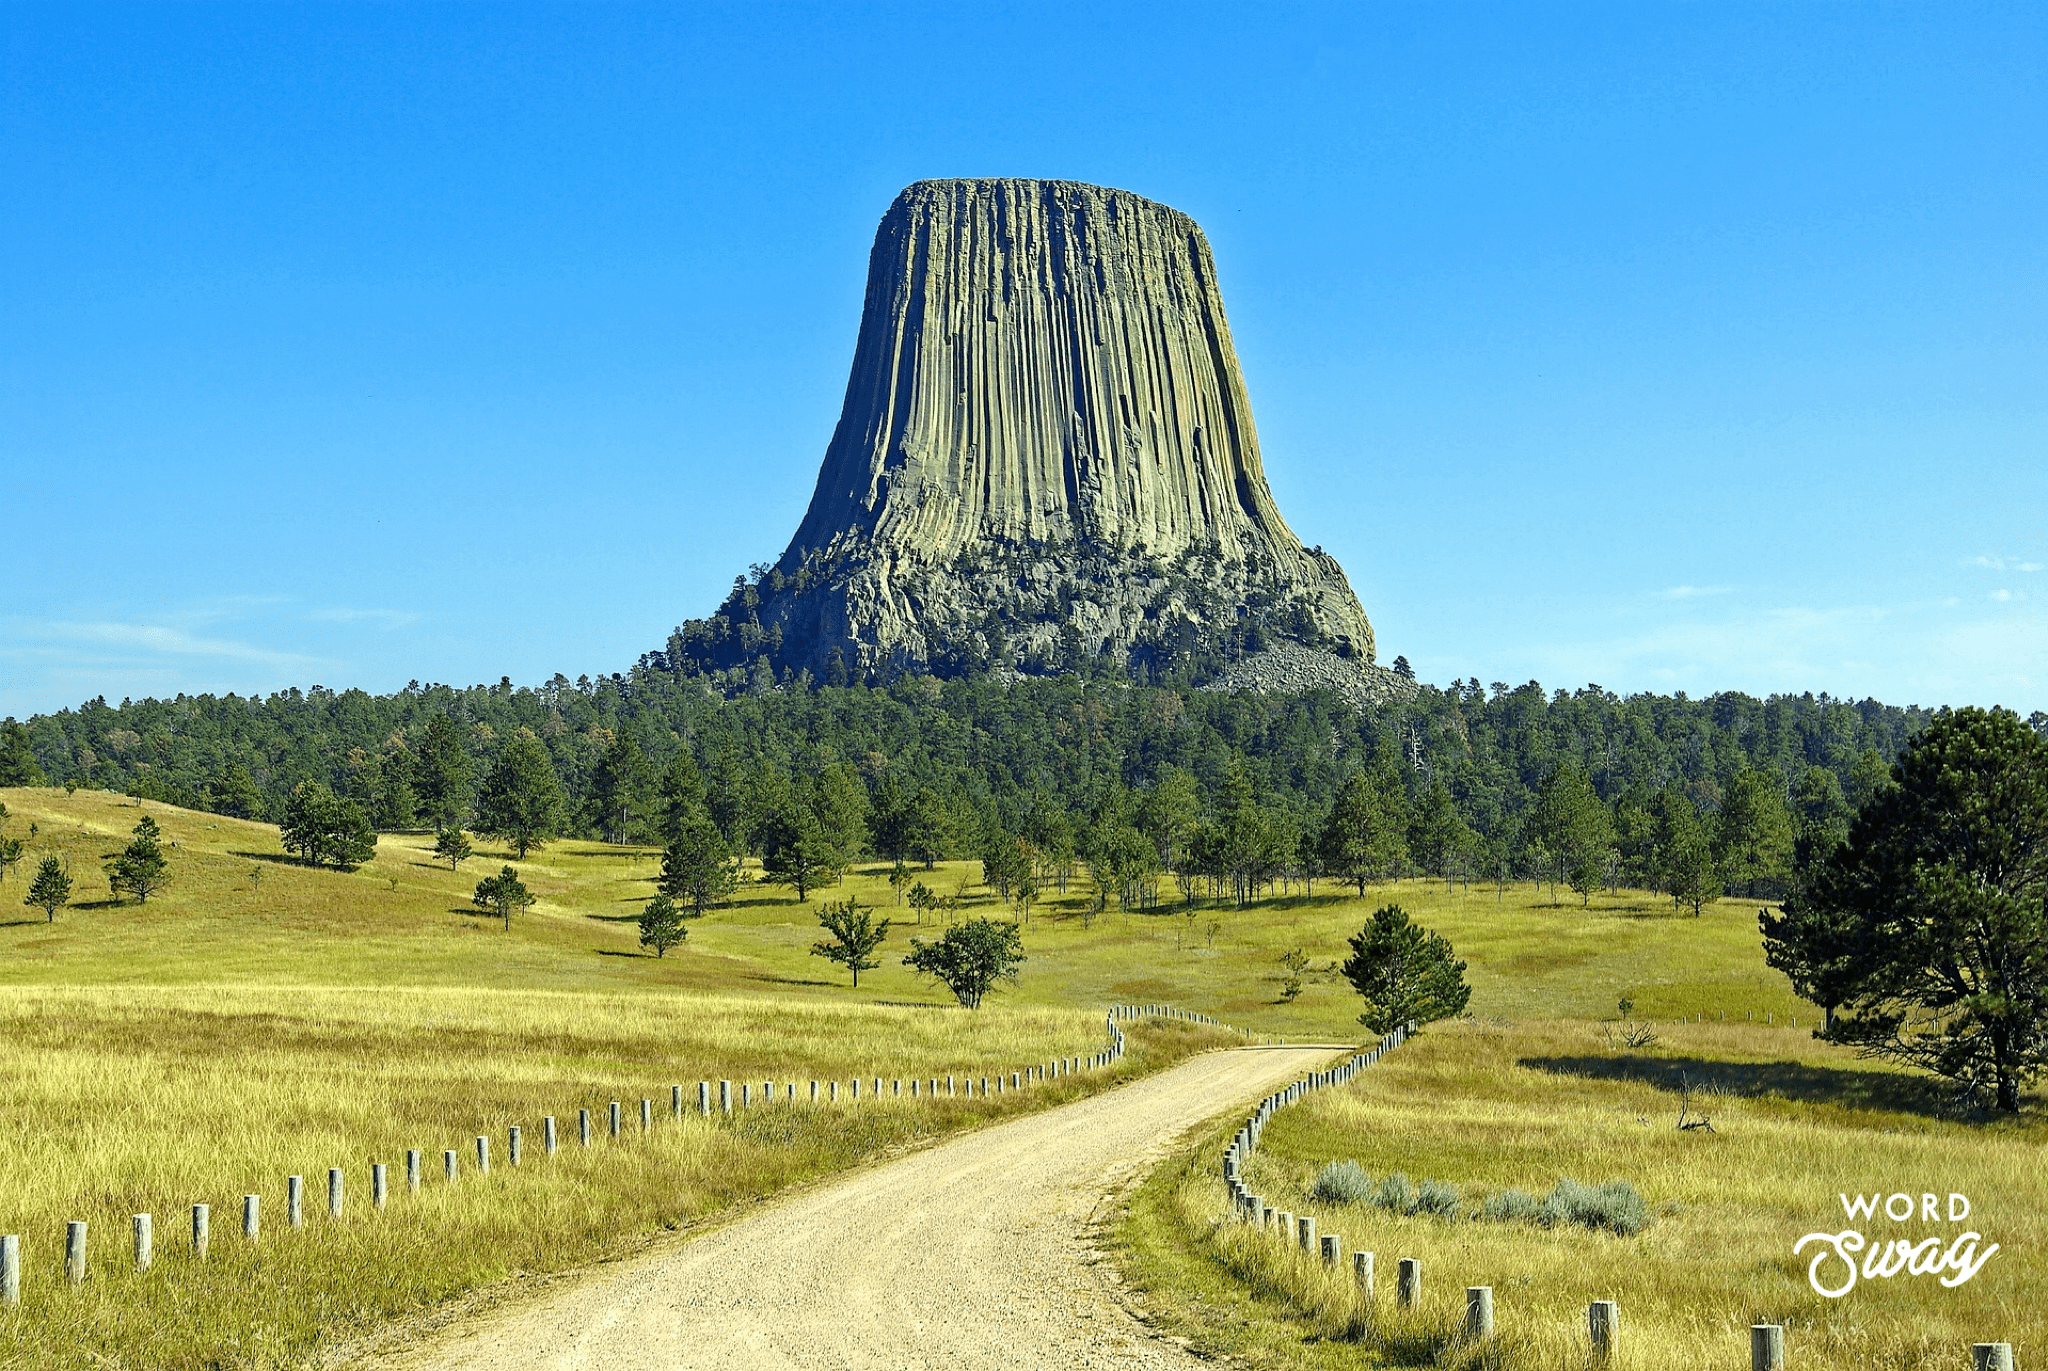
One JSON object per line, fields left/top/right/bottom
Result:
{"left": 379, "top": 1045, "right": 1338, "bottom": 1371}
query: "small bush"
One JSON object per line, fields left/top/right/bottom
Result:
{"left": 1480, "top": 1188, "right": 1538, "bottom": 1222}
{"left": 1535, "top": 1178, "right": 1649, "bottom": 1236}
{"left": 1310, "top": 1160, "right": 1374, "bottom": 1205}
{"left": 1414, "top": 1178, "right": 1461, "bottom": 1219}
{"left": 1376, "top": 1171, "right": 1417, "bottom": 1212}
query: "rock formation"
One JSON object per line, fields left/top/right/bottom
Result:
{"left": 666, "top": 178, "right": 1387, "bottom": 686}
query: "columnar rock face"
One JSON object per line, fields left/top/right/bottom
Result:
{"left": 675, "top": 178, "right": 1381, "bottom": 683}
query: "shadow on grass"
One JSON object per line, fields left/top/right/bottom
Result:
{"left": 1520, "top": 1052, "right": 1954, "bottom": 1119}
{"left": 747, "top": 974, "right": 844, "bottom": 988}
{"left": 0, "top": 917, "right": 53, "bottom": 928}
{"left": 594, "top": 948, "right": 658, "bottom": 958}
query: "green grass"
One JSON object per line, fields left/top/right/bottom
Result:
{"left": 1118, "top": 1017, "right": 2044, "bottom": 1369}
{"left": 0, "top": 785, "right": 1955, "bottom": 1368}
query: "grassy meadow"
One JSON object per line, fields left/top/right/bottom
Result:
{"left": 1117, "top": 1022, "right": 2044, "bottom": 1368}
{"left": 3, "top": 785, "right": 2032, "bottom": 1368}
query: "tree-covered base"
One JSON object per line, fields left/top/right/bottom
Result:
{"left": 3, "top": 670, "right": 1970, "bottom": 911}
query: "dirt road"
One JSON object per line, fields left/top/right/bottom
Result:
{"left": 383, "top": 1045, "right": 1336, "bottom": 1371}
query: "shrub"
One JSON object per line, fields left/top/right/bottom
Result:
{"left": 1480, "top": 1188, "right": 1538, "bottom": 1222}
{"left": 1375, "top": 1171, "right": 1417, "bottom": 1212}
{"left": 1535, "top": 1178, "right": 1649, "bottom": 1236}
{"left": 1414, "top": 1178, "right": 1461, "bottom": 1220}
{"left": 1310, "top": 1160, "right": 1374, "bottom": 1205}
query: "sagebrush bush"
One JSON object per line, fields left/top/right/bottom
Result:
{"left": 1309, "top": 1160, "right": 1374, "bottom": 1205}
{"left": 1414, "top": 1178, "right": 1461, "bottom": 1219}
{"left": 1479, "top": 1187, "right": 1538, "bottom": 1222}
{"left": 1375, "top": 1171, "right": 1417, "bottom": 1212}
{"left": 1535, "top": 1178, "right": 1649, "bottom": 1235}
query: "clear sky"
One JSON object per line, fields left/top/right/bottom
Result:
{"left": 4, "top": 3, "right": 2043, "bottom": 719}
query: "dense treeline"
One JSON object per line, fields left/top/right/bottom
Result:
{"left": 3, "top": 668, "right": 1995, "bottom": 912}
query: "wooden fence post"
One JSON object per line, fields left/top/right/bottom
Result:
{"left": 1297, "top": 1215, "right": 1315, "bottom": 1253}
{"left": 0, "top": 1235, "right": 16, "bottom": 1305}
{"left": 544, "top": 1118, "right": 557, "bottom": 1156}
{"left": 444, "top": 1149, "right": 458, "bottom": 1182}
{"left": 407, "top": 1149, "right": 422, "bottom": 1192}
{"left": 1973, "top": 1346, "right": 2015, "bottom": 1371}
{"left": 288, "top": 1175, "right": 304, "bottom": 1228}
{"left": 1320, "top": 1234, "right": 1340, "bottom": 1265}
{"left": 191, "top": 1204, "right": 208, "bottom": 1260}
{"left": 475, "top": 1136, "right": 489, "bottom": 1175}
{"left": 243, "top": 1194, "right": 259, "bottom": 1241}
{"left": 328, "top": 1168, "right": 344, "bottom": 1216}
{"left": 1397, "top": 1257, "right": 1420, "bottom": 1308}
{"left": 1751, "top": 1325, "right": 1785, "bottom": 1371}
{"left": 1588, "top": 1301, "right": 1618, "bottom": 1363}
{"left": 641, "top": 1098, "right": 652, "bottom": 1131}
{"left": 373, "top": 1163, "right": 388, "bottom": 1210}
{"left": 132, "top": 1214, "right": 152, "bottom": 1272}
{"left": 1353, "top": 1250, "right": 1374, "bottom": 1296}
{"left": 609, "top": 1101, "right": 621, "bottom": 1136}
{"left": 65, "top": 1222, "right": 86, "bottom": 1283}
{"left": 719, "top": 1081, "right": 732, "bottom": 1114}
{"left": 671, "top": 1085, "right": 682, "bottom": 1120}
{"left": 579, "top": 1108, "right": 592, "bottom": 1145}
{"left": 1465, "top": 1287, "right": 1493, "bottom": 1339}
{"left": 700, "top": 1082, "right": 712, "bottom": 1115}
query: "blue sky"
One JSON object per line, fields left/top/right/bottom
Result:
{"left": 3, "top": 2, "right": 2043, "bottom": 718}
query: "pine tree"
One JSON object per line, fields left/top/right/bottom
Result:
{"left": 278, "top": 782, "right": 378, "bottom": 870}
{"left": 206, "top": 762, "right": 266, "bottom": 820}
{"left": 25, "top": 855, "right": 71, "bottom": 922}
{"left": 1340, "top": 904, "right": 1471, "bottom": 1034}
{"left": 1653, "top": 786, "right": 1721, "bottom": 916}
{"left": 412, "top": 713, "right": 472, "bottom": 834}
{"left": 1528, "top": 764, "right": 1613, "bottom": 906}
{"left": 473, "top": 735, "right": 566, "bottom": 859}
{"left": 658, "top": 748, "right": 709, "bottom": 843}
{"left": 584, "top": 732, "right": 654, "bottom": 844}
{"left": 1408, "top": 779, "right": 1475, "bottom": 893}
{"left": 657, "top": 811, "right": 738, "bottom": 915}
{"left": 107, "top": 813, "right": 171, "bottom": 904}
{"left": 638, "top": 893, "right": 688, "bottom": 957}
{"left": 1318, "top": 759, "right": 1409, "bottom": 896}
{"left": 809, "top": 763, "right": 872, "bottom": 860}
{"left": 471, "top": 865, "right": 534, "bottom": 930}
{"left": 1715, "top": 766, "right": 1796, "bottom": 898}
{"left": 0, "top": 721, "right": 44, "bottom": 786}
{"left": 761, "top": 803, "right": 842, "bottom": 902}
{"left": 434, "top": 827, "right": 474, "bottom": 871}
{"left": 1763, "top": 707, "right": 2048, "bottom": 1112}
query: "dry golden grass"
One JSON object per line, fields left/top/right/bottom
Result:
{"left": 0, "top": 983, "right": 1221, "bottom": 1369}
{"left": 9, "top": 785, "right": 2012, "bottom": 1368}
{"left": 0, "top": 790, "right": 1239, "bottom": 1368}
{"left": 1119, "top": 1017, "right": 2045, "bottom": 1369}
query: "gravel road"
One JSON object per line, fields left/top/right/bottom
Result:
{"left": 380, "top": 1045, "right": 1337, "bottom": 1371}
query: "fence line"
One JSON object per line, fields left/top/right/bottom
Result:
{"left": 1217, "top": 1019, "right": 2017, "bottom": 1366}
{"left": 1, "top": 1003, "right": 1234, "bottom": 1307}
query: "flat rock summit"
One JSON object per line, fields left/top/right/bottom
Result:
{"left": 665, "top": 178, "right": 1394, "bottom": 693}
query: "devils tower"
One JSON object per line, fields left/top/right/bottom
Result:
{"left": 665, "top": 178, "right": 1387, "bottom": 689}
